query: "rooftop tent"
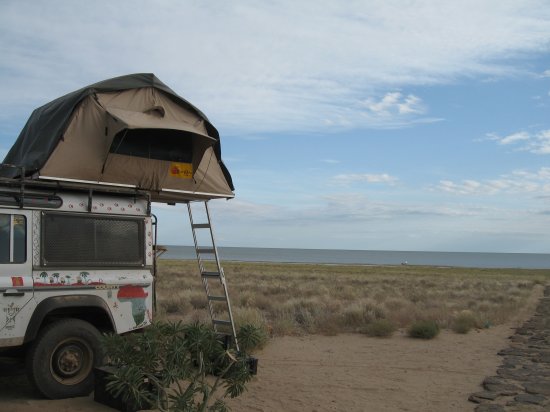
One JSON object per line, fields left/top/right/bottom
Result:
{"left": 2, "top": 73, "right": 234, "bottom": 202}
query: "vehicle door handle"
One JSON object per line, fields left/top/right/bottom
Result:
{"left": 3, "top": 289, "right": 25, "bottom": 297}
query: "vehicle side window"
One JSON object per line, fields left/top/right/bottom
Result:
{"left": 0, "top": 214, "right": 27, "bottom": 264}
{"left": 42, "top": 213, "right": 144, "bottom": 267}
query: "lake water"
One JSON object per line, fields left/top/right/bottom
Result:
{"left": 160, "top": 246, "right": 550, "bottom": 269}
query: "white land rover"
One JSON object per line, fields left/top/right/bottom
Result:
{"left": 0, "top": 180, "right": 156, "bottom": 399}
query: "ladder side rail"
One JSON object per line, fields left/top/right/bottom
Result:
{"left": 187, "top": 202, "right": 217, "bottom": 328}
{"left": 187, "top": 202, "right": 205, "bottom": 273}
{"left": 204, "top": 202, "right": 239, "bottom": 352}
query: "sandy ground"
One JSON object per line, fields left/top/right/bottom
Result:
{"left": 0, "top": 286, "right": 542, "bottom": 412}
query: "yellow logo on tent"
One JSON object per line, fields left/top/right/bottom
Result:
{"left": 169, "top": 162, "right": 193, "bottom": 179}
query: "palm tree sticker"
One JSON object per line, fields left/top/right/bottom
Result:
{"left": 39, "top": 272, "right": 48, "bottom": 283}
{"left": 80, "top": 272, "right": 90, "bottom": 284}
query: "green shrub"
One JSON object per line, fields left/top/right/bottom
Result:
{"left": 408, "top": 320, "right": 440, "bottom": 339}
{"left": 363, "top": 319, "right": 396, "bottom": 337}
{"left": 237, "top": 324, "right": 269, "bottom": 352}
{"left": 452, "top": 311, "right": 478, "bottom": 334}
{"left": 101, "top": 321, "right": 256, "bottom": 411}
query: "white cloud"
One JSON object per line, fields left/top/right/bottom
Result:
{"left": 530, "top": 130, "right": 550, "bottom": 154}
{"left": 331, "top": 173, "right": 399, "bottom": 186}
{"left": 435, "top": 167, "right": 550, "bottom": 195}
{"left": 1, "top": 1, "right": 550, "bottom": 134}
{"left": 321, "top": 159, "right": 340, "bottom": 164}
{"left": 485, "top": 129, "right": 550, "bottom": 154}
{"left": 360, "top": 92, "right": 426, "bottom": 121}
{"left": 493, "top": 131, "right": 530, "bottom": 145}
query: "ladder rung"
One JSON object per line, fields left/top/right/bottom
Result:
{"left": 192, "top": 223, "right": 211, "bottom": 229}
{"left": 196, "top": 248, "right": 215, "bottom": 254}
{"left": 213, "top": 319, "right": 232, "bottom": 326}
{"left": 208, "top": 295, "right": 227, "bottom": 301}
{"left": 202, "top": 271, "right": 221, "bottom": 278}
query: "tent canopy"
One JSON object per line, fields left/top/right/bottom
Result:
{"left": 2, "top": 73, "right": 234, "bottom": 202}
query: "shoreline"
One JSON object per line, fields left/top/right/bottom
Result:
{"left": 159, "top": 245, "right": 550, "bottom": 270}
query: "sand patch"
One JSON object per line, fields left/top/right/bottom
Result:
{"left": 0, "top": 286, "right": 542, "bottom": 412}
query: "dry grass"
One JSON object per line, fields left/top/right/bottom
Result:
{"left": 155, "top": 260, "right": 549, "bottom": 336}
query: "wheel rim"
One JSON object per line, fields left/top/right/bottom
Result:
{"left": 50, "top": 337, "right": 94, "bottom": 385}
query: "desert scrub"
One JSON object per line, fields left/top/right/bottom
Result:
{"left": 156, "top": 260, "right": 548, "bottom": 336}
{"left": 408, "top": 320, "right": 440, "bottom": 339}
{"left": 233, "top": 307, "right": 269, "bottom": 334}
{"left": 363, "top": 319, "right": 397, "bottom": 337}
{"left": 452, "top": 310, "right": 478, "bottom": 334}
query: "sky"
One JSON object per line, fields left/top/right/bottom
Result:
{"left": 1, "top": 1, "right": 550, "bottom": 253}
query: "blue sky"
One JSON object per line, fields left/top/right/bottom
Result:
{"left": 1, "top": 1, "right": 550, "bottom": 252}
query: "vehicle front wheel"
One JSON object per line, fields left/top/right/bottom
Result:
{"left": 26, "top": 318, "right": 103, "bottom": 399}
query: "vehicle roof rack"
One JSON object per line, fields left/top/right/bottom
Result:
{"left": 0, "top": 164, "right": 152, "bottom": 211}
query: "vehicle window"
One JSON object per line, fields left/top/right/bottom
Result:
{"left": 42, "top": 213, "right": 144, "bottom": 267}
{"left": 0, "top": 214, "right": 27, "bottom": 264}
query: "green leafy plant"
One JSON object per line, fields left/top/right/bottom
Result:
{"left": 101, "top": 321, "right": 261, "bottom": 411}
{"left": 236, "top": 324, "right": 268, "bottom": 352}
{"left": 408, "top": 320, "right": 440, "bottom": 339}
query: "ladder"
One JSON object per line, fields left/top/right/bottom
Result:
{"left": 187, "top": 201, "right": 239, "bottom": 352}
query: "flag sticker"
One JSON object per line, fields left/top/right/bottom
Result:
{"left": 169, "top": 162, "right": 193, "bottom": 179}
{"left": 11, "top": 277, "right": 24, "bottom": 287}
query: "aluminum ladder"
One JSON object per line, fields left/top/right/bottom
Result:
{"left": 187, "top": 201, "right": 239, "bottom": 351}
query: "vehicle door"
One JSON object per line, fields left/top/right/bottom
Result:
{"left": 0, "top": 209, "right": 34, "bottom": 338}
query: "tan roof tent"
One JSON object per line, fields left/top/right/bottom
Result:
{"left": 2, "top": 73, "right": 234, "bottom": 202}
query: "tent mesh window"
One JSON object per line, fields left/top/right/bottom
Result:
{"left": 110, "top": 129, "right": 194, "bottom": 162}
{"left": 41, "top": 213, "right": 144, "bottom": 267}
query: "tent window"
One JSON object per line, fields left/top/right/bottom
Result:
{"left": 41, "top": 213, "right": 144, "bottom": 267}
{"left": 110, "top": 129, "right": 193, "bottom": 162}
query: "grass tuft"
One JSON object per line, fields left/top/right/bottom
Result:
{"left": 408, "top": 320, "right": 440, "bottom": 339}
{"left": 451, "top": 311, "right": 478, "bottom": 334}
{"left": 363, "top": 319, "right": 397, "bottom": 337}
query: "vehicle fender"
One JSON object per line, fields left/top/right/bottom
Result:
{"left": 24, "top": 295, "right": 115, "bottom": 343}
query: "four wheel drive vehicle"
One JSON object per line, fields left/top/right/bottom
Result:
{"left": 0, "top": 180, "right": 156, "bottom": 398}
{"left": 0, "top": 73, "right": 240, "bottom": 399}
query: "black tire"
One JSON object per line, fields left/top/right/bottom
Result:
{"left": 26, "top": 318, "right": 103, "bottom": 399}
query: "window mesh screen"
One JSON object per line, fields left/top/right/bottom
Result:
{"left": 42, "top": 213, "right": 144, "bottom": 266}
{"left": 110, "top": 129, "right": 193, "bottom": 162}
